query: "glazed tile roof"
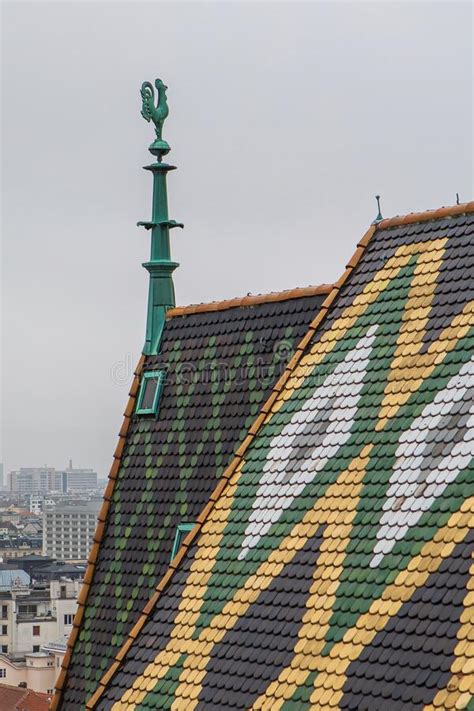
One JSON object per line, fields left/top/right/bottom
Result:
{"left": 55, "top": 286, "right": 331, "bottom": 709}
{"left": 71, "top": 203, "right": 474, "bottom": 710}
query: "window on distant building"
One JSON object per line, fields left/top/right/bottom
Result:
{"left": 1, "top": 606, "right": 7, "bottom": 619}
{"left": 135, "top": 370, "right": 166, "bottom": 416}
{"left": 33, "top": 625, "right": 40, "bottom": 636}
{"left": 64, "top": 614, "right": 73, "bottom": 626}
{"left": 171, "top": 523, "right": 194, "bottom": 560}
{"left": 0, "top": 669, "right": 6, "bottom": 678}
{"left": 1, "top": 645, "right": 7, "bottom": 654}
{"left": 32, "top": 645, "right": 40, "bottom": 653}
{"left": 1, "top": 626, "right": 6, "bottom": 635}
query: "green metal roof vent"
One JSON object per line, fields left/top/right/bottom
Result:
{"left": 138, "top": 78, "right": 183, "bottom": 356}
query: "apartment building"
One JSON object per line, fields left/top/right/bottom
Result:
{"left": 28, "top": 495, "right": 56, "bottom": 516}
{"left": 0, "top": 652, "right": 57, "bottom": 695}
{"left": 8, "top": 469, "right": 59, "bottom": 496}
{"left": 0, "top": 543, "right": 42, "bottom": 561}
{"left": 0, "top": 578, "right": 78, "bottom": 656}
{"left": 0, "top": 578, "right": 79, "bottom": 693}
{"left": 42, "top": 499, "right": 101, "bottom": 561}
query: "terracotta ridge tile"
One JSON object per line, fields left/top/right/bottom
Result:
{"left": 346, "top": 246, "right": 365, "bottom": 270}
{"left": 77, "top": 584, "right": 90, "bottom": 606}
{"left": 103, "top": 478, "right": 116, "bottom": 501}
{"left": 84, "top": 223, "right": 376, "bottom": 709}
{"left": 166, "top": 284, "right": 334, "bottom": 317}
{"left": 97, "top": 501, "right": 109, "bottom": 523}
{"left": 118, "top": 417, "right": 131, "bottom": 438}
{"left": 113, "top": 437, "right": 126, "bottom": 460}
{"left": 50, "top": 355, "right": 145, "bottom": 711}
{"left": 377, "top": 200, "right": 474, "bottom": 229}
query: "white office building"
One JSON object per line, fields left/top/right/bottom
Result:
{"left": 8, "top": 469, "right": 57, "bottom": 496}
{"left": 62, "top": 462, "right": 98, "bottom": 493}
{"left": 42, "top": 500, "right": 101, "bottom": 561}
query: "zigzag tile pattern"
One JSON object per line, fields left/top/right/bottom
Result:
{"left": 94, "top": 212, "right": 474, "bottom": 710}
{"left": 59, "top": 294, "right": 327, "bottom": 708}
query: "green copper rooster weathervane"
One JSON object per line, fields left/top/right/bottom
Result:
{"left": 138, "top": 78, "right": 183, "bottom": 356}
{"left": 140, "top": 78, "right": 170, "bottom": 158}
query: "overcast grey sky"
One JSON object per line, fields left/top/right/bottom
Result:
{"left": 2, "top": 1, "right": 473, "bottom": 480}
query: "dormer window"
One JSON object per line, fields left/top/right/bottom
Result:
{"left": 171, "top": 523, "right": 194, "bottom": 560}
{"left": 135, "top": 370, "right": 165, "bottom": 416}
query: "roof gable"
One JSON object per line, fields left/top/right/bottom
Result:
{"left": 86, "top": 206, "right": 474, "bottom": 710}
{"left": 56, "top": 288, "right": 330, "bottom": 708}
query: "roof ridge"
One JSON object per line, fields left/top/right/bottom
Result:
{"left": 15, "top": 688, "right": 31, "bottom": 710}
{"left": 166, "top": 284, "right": 333, "bottom": 317}
{"left": 0, "top": 683, "right": 45, "bottom": 693}
{"left": 83, "top": 222, "right": 377, "bottom": 710}
{"left": 377, "top": 200, "right": 474, "bottom": 229}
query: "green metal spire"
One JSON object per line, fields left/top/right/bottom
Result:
{"left": 138, "top": 78, "right": 183, "bottom": 355}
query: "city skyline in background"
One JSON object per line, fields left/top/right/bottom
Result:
{"left": 0, "top": 463, "right": 103, "bottom": 491}
{"left": 0, "top": 470, "right": 102, "bottom": 698}
{"left": 3, "top": 1, "right": 473, "bottom": 476}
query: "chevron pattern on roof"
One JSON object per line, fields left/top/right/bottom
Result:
{"left": 90, "top": 210, "right": 474, "bottom": 711}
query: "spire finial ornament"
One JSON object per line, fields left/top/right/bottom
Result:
{"left": 373, "top": 194, "right": 383, "bottom": 223}
{"left": 140, "top": 78, "right": 170, "bottom": 159}
{"left": 138, "top": 78, "right": 182, "bottom": 356}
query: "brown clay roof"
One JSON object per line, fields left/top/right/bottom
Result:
{"left": 0, "top": 684, "right": 51, "bottom": 711}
